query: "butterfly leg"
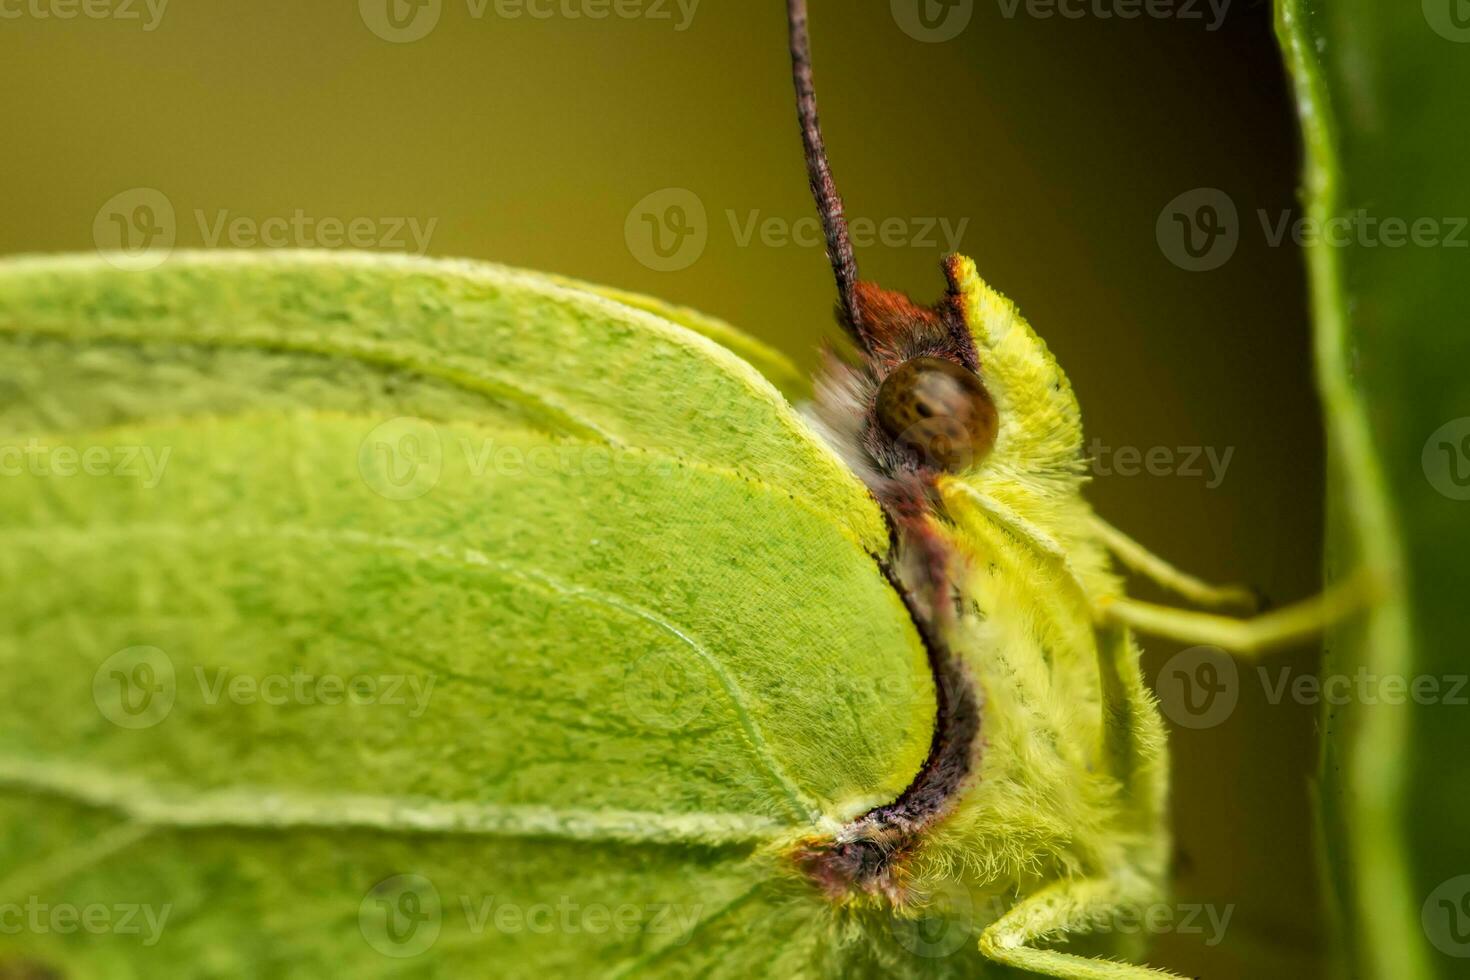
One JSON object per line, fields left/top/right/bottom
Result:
{"left": 1093, "top": 568, "right": 1380, "bottom": 656}
{"left": 1093, "top": 624, "right": 1168, "bottom": 821}
{"left": 977, "top": 875, "right": 1188, "bottom": 979}
{"left": 1090, "top": 515, "right": 1259, "bottom": 613}
{"left": 976, "top": 629, "right": 1181, "bottom": 978}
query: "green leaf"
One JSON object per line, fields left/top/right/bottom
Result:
{"left": 0, "top": 251, "right": 940, "bottom": 977}
{"left": 1277, "top": 3, "right": 1470, "bottom": 977}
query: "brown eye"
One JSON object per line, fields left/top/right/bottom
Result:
{"left": 875, "top": 357, "right": 998, "bottom": 471}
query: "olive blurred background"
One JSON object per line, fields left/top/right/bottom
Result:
{"left": 0, "top": 1, "right": 1324, "bottom": 976}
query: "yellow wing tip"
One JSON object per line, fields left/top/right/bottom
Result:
{"left": 942, "top": 253, "right": 1022, "bottom": 344}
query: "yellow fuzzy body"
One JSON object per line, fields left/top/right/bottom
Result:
{"left": 904, "top": 256, "right": 1170, "bottom": 952}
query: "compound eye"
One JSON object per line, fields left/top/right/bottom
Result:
{"left": 874, "top": 356, "right": 998, "bottom": 471}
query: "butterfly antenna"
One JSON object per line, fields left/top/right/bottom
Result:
{"left": 787, "top": 0, "right": 868, "bottom": 347}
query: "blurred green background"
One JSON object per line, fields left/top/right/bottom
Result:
{"left": 0, "top": 2, "right": 1328, "bottom": 976}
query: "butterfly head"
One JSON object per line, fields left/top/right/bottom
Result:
{"left": 786, "top": 1, "right": 1081, "bottom": 506}
{"left": 811, "top": 254, "right": 1084, "bottom": 508}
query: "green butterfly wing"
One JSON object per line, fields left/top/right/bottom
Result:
{"left": 0, "top": 251, "right": 943, "bottom": 978}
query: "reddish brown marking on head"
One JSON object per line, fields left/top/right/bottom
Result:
{"left": 833, "top": 266, "right": 997, "bottom": 478}
{"left": 846, "top": 281, "right": 943, "bottom": 366}
{"left": 845, "top": 275, "right": 978, "bottom": 373}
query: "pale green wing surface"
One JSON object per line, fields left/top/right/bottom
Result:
{"left": 543, "top": 273, "right": 809, "bottom": 400}
{"left": 0, "top": 251, "right": 935, "bottom": 978}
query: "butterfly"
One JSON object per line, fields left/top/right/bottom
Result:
{"left": 0, "top": 2, "right": 1372, "bottom": 978}
{"left": 777, "top": 0, "right": 1370, "bottom": 975}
